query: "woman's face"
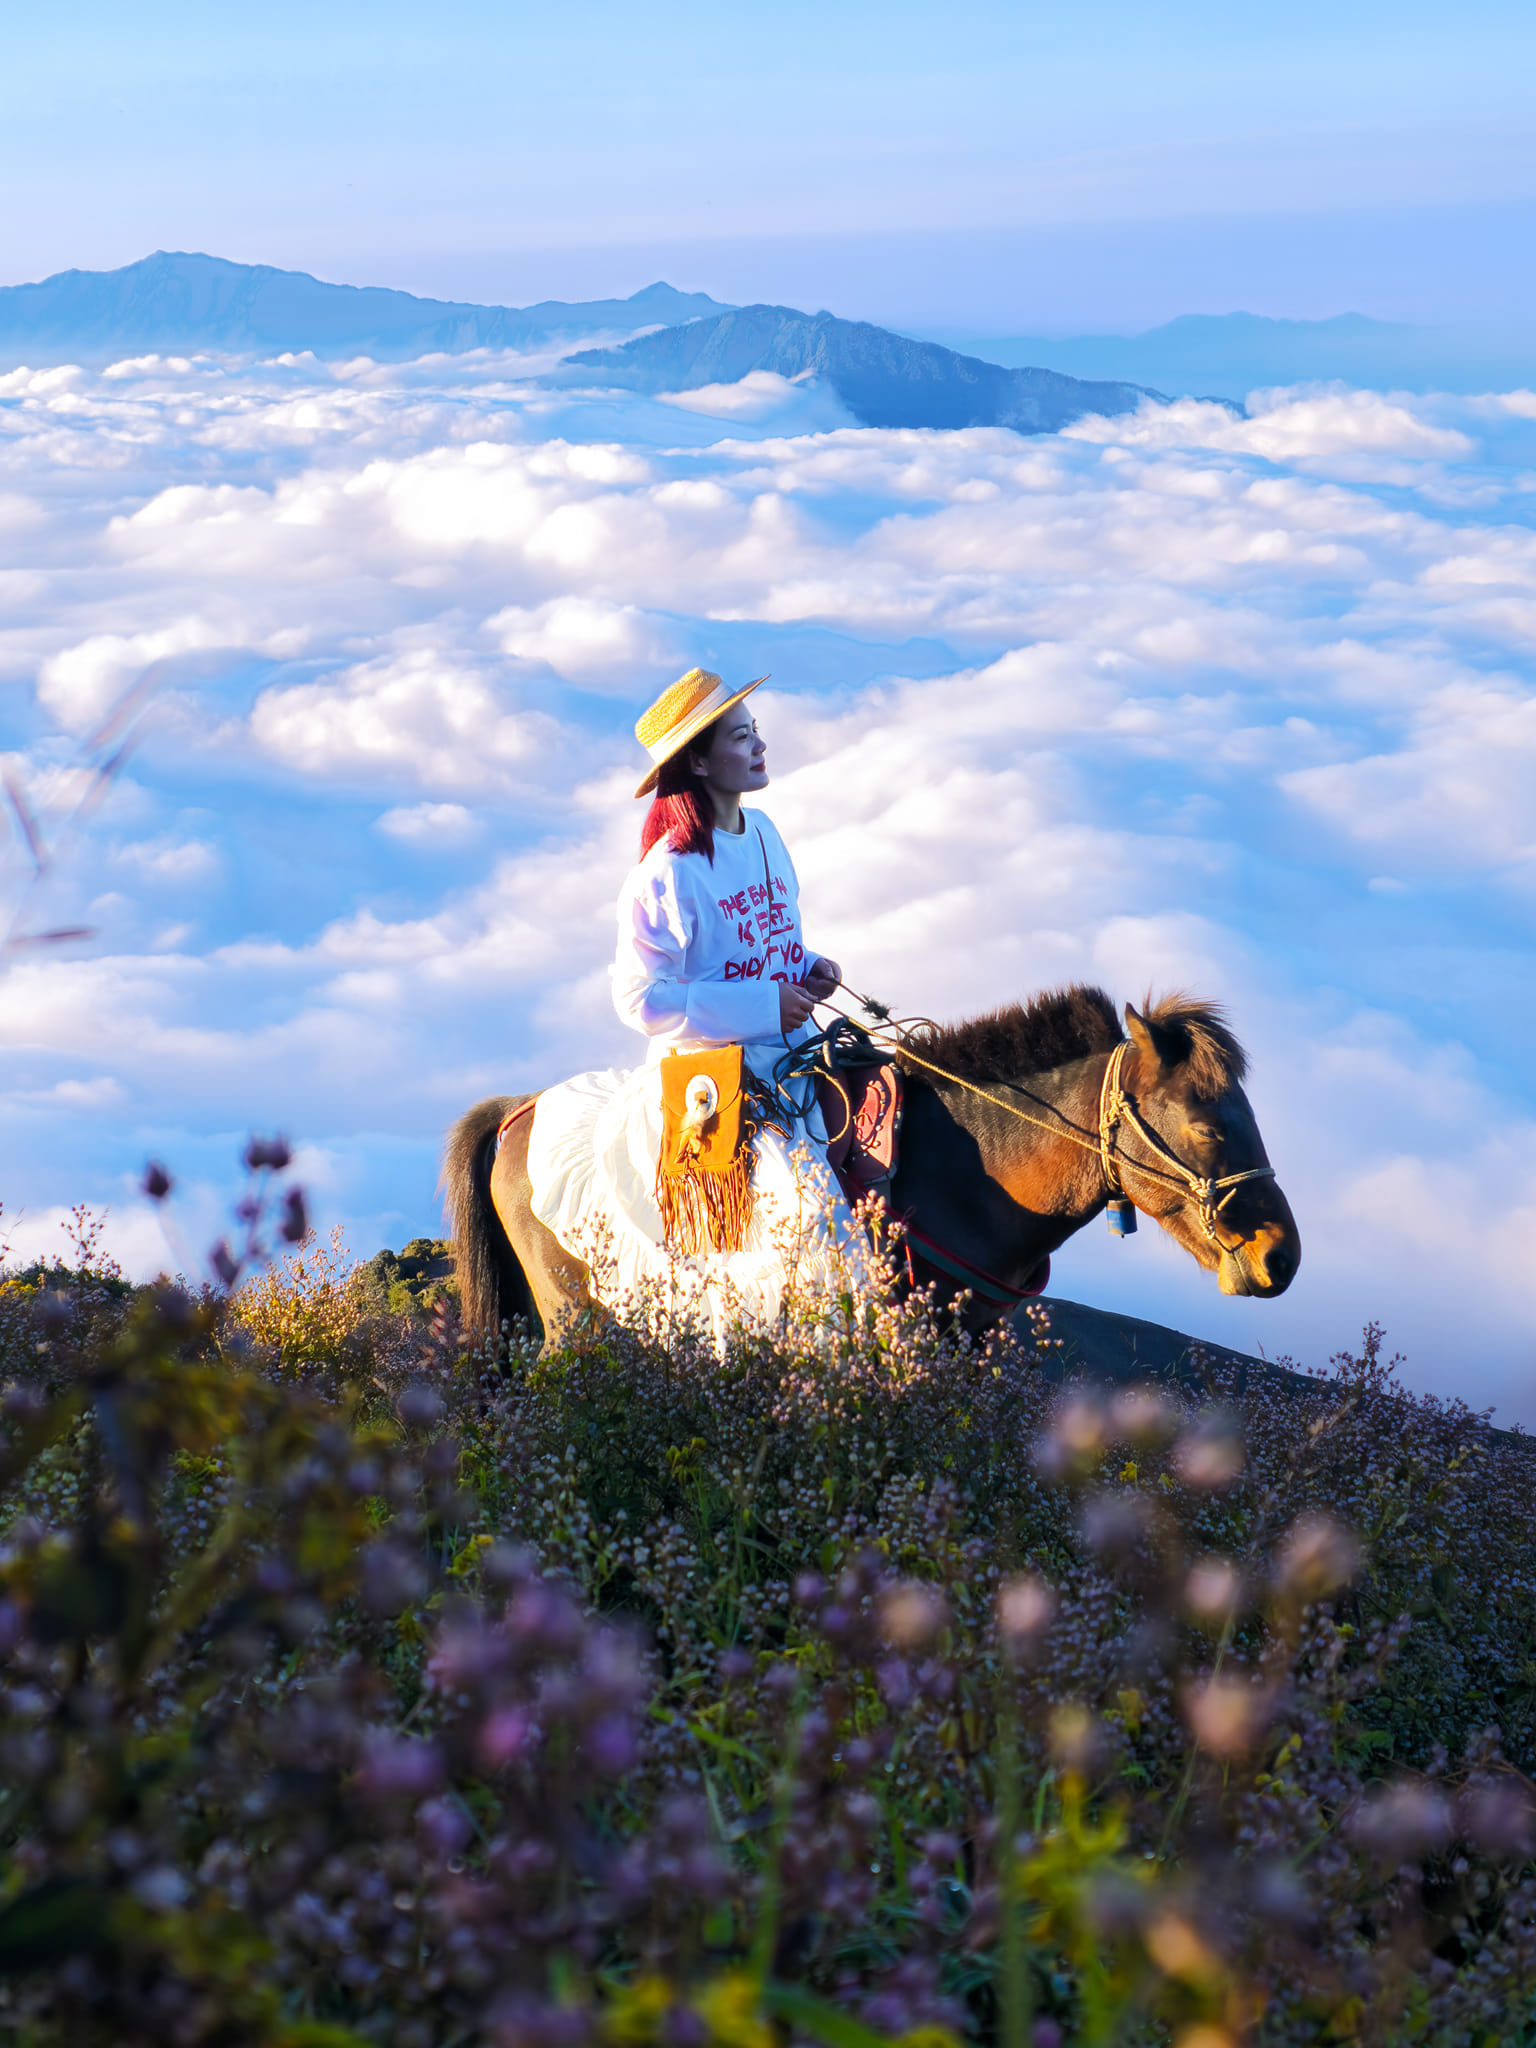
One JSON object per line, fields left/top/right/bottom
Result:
{"left": 692, "top": 708, "right": 769, "bottom": 794}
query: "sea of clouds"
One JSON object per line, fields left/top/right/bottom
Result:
{"left": 0, "top": 343, "right": 1533, "bottom": 1413}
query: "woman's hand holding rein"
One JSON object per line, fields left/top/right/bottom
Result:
{"left": 778, "top": 981, "right": 819, "bottom": 1031}
{"left": 778, "top": 956, "right": 841, "bottom": 1030}
{"left": 804, "top": 955, "right": 841, "bottom": 1000}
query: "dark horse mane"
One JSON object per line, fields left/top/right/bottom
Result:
{"left": 903, "top": 983, "right": 1247, "bottom": 1095}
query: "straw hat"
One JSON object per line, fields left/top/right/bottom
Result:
{"left": 633, "top": 667, "right": 768, "bottom": 798}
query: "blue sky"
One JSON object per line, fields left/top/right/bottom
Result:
{"left": 4, "top": 1, "right": 1536, "bottom": 328}
{"left": 0, "top": 4, "right": 1534, "bottom": 1413}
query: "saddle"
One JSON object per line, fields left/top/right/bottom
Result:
{"left": 816, "top": 1028, "right": 905, "bottom": 1210}
{"left": 813, "top": 1031, "right": 1043, "bottom": 1311}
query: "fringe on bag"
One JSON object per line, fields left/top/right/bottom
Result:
{"left": 656, "top": 1049, "right": 755, "bottom": 1255}
{"left": 655, "top": 1147, "right": 756, "bottom": 1255}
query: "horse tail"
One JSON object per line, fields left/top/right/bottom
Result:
{"left": 442, "top": 1095, "right": 536, "bottom": 1344}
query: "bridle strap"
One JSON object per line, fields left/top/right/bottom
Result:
{"left": 1097, "top": 1040, "right": 1275, "bottom": 1247}
{"left": 1099, "top": 1041, "right": 1129, "bottom": 1199}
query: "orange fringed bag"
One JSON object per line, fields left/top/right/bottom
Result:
{"left": 656, "top": 1045, "right": 755, "bottom": 1255}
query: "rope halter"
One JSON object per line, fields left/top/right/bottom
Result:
{"left": 1097, "top": 1040, "right": 1275, "bottom": 1249}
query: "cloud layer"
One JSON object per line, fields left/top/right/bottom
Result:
{"left": 1, "top": 350, "right": 1534, "bottom": 1412}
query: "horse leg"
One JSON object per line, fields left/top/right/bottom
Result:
{"left": 490, "top": 1107, "right": 604, "bottom": 1355}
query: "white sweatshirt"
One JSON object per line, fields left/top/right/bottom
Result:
{"left": 611, "top": 809, "right": 817, "bottom": 1075}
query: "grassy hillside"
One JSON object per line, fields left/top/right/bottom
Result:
{"left": 0, "top": 1213, "right": 1532, "bottom": 2047}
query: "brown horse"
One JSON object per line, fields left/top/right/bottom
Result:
{"left": 442, "top": 985, "right": 1300, "bottom": 1348}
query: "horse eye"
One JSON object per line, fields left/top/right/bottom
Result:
{"left": 1187, "top": 1124, "right": 1221, "bottom": 1147}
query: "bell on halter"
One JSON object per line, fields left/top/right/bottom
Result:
{"left": 1106, "top": 1198, "right": 1137, "bottom": 1237}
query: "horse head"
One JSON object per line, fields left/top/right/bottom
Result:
{"left": 1118, "top": 999, "right": 1300, "bottom": 1299}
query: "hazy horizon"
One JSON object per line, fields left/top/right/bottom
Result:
{"left": 5, "top": 0, "right": 1535, "bottom": 334}
{"left": 7, "top": 208, "right": 1536, "bottom": 344}
{"left": 3, "top": 246, "right": 1530, "bottom": 406}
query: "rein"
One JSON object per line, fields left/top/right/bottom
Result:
{"left": 818, "top": 991, "right": 1274, "bottom": 1250}
{"left": 900, "top": 1223, "right": 1046, "bottom": 1307}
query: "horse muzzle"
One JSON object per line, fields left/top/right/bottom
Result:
{"left": 1218, "top": 1218, "right": 1300, "bottom": 1298}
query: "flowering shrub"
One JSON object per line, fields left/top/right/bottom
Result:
{"left": 0, "top": 1203, "right": 1533, "bottom": 2045}
{"left": 230, "top": 1224, "right": 365, "bottom": 1368}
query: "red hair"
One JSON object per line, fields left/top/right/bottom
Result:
{"left": 639, "top": 719, "right": 720, "bottom": 862}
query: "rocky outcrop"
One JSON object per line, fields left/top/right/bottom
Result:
{"left": 356, "top": 1238, "right": 458, "bottom": 1320}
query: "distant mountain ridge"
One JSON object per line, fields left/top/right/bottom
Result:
{"left": 926, "top": 311, "right": 1534, "bottom": 400}
{"left": 0, "top": 253, "right": 1160, "bottom": 436}
{"left": 0, "top": 251, "right": 735, "bottom": 366}
{"left": 568, "top": 304, "right": 1159, "bottom": 433}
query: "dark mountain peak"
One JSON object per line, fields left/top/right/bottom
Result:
{"left": 569, "top": 303, "right": 1158, "bottom": 434}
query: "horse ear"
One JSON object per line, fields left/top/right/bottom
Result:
{"left": 1124, "top": 1003, "right": 1171, "bottom": 1081}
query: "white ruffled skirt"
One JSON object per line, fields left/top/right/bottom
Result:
{"left": 524, "top": 1064, "right": 868, "bottom": 1343}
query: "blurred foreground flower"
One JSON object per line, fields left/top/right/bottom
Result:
{"left": 244, "top": 1135, "right": 292, "bottom": 1172}
{"left": 1184, "top": 1557, "right": 1243, "bottom": 1627}
{"left": 1351, "top": 1779, "right": 1454, "bottom": 1866}
{"left": 1032, "top": 1393, "right": 1115, "bottom": 1487}
{"left": 1172, "top": 1413, "right": 1245, "bottom": 1489}
{"left": 1109, "top": 1385, "right": 1178, "bottom": 1447}
{"left": 878, "top": 1579, "right": 949, "bottom": 1649}
{"left": 997, "top": 1572, "right": 1056, "bottom": 1649}
{"left": 1049, "top": 1702, "right": 1108, "bottom": 1778}
{"left": 1459, "top": 1778, "right": 1536, "bottom": 1862}
{"left": 1183, "top": 1673, "right": 1269, "bottom": 1757}
{"left": 1274, "top": 1511, "right": 1362, "bottom": 1603}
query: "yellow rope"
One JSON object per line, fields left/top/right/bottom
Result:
{"left": 819, "top": 992, "right": 1116, "bottom": 1159}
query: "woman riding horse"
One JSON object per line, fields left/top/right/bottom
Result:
{"left": 446, "top": 673, "right": 1301, "bottom": 1350}
{"left": 521, "top": 668, "right": 861, "bottom": 1336}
